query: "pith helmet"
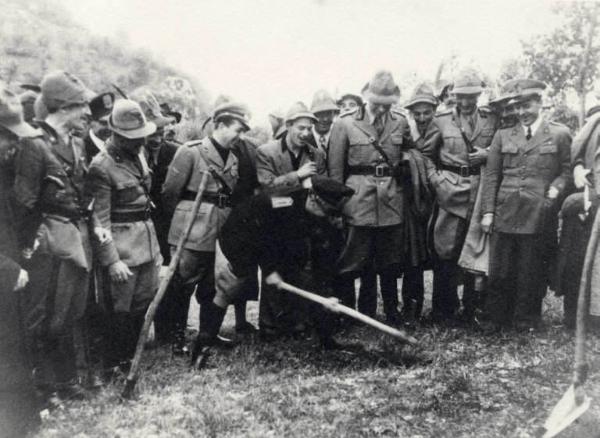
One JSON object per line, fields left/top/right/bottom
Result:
{"left": 452, "top": 68, "right": 485, "bottom": 95}
{"left": 361, "top": 70, "right": 401, "bottom": 105}
{"left": 285, "top": 102, "right": 317, "bottom": 124}
{"left": 108, "top": 99, "right": 157, "bottom": 139}
{"left": 405, "top": 82, "right": 438, "bottom": 109}
{"left": 310, "top": 89, "right": 339, "bottom": 114}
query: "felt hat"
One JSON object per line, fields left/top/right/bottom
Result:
{"left": 0, "top": 84, "right": 41, "bottom": 137}
{"left": 285, "top": 101, "right": 317, "bottom": 124}
{"left": 361, "top": 70, "right": 401, "bottom": 105}
{"left": 40, "top": 70, "right": 91, "bottom": 111}
{"left": 108, "top": 99, "right": 157, "bottom": 139}
{"left": 310, "top": 89, "right": 339, "bottom": 114}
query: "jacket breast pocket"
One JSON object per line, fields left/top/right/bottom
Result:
{"left": 442, "top": 135, "right": 465, "bottom": 155}
{"left": 348, "top": 133, "right": 374, "bottom": 162}
{"left": 537, "top": 142, "right": 557, "bottom": 169}
{"left": 501, "top": 143, "right": 519, "bottom": 168}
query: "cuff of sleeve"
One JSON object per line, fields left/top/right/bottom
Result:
{"left": 98, "top": 241, "right": 120, "bottom": 267}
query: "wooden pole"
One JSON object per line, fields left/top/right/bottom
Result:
{"left": 276, "top": 281, "right": 418, "bottom": 345}
{"left": 122, "top": 171, "right": 209, "bottom": 399}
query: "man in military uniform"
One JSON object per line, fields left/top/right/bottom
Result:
{"left": 329, "top": 70, "right": 413, "bottom": 325}
{"left": 421, "top": 69, "right": 497, "bottom": 323}
{"left": 402, "top": 83, "right": 438, "bottom": 323}
{"left": 14, "top": 71, "right": 102, "bottom": 400}
{"left": 162, "top": 101, "right": 250, "bottom": 351}
{"left": 87, "top": 99, "right": 162, "bottom": 369}
{"left": 0, "top": 83, "right": 41, "bottom": 436}
{"left": 480, "top": 79, "right": 571, "bottom": 332}
{"left": 255, "top": 102, "right": 327, "bottom": 336}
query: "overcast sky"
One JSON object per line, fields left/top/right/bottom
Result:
{"left": 59, "top": 0, "right": 562, "bottom": 124}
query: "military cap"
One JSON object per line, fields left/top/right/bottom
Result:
{"left": 488, "top": 81, "right": 519, "bottom": 108}
{"left": 336, "top": 93, "right": 363, "bottom": 107}
{"left": 362, "top": 70, "right": 401, "bottom": 105}
{"left": 19, "top": 83, "right": 41, "bottom": 93}
{"left": 0, "top": 83, "right": 41, "bottom": 138}
{"left": 33, "top": 94, "right": 48, "bottom": 121}
{"left": 40, "top": 70, "right": 91, "bottom": 111}
{"left": 310, "top": 89, "right": 339, "bottom": 114}
{"left": 89, "top": 92, "right": 115, "bottom": 121}
{"left": 160, "top": 102, "right": 182, "bottom": 124}
{"left": 405, "top": 82, "right": 438, "bottom": 109}
{"left": 452, "top": 68, "right": 485, "bottom": 95}
{"left": 503, "top": 78, "right": 547, "bottom": 101}
{"left": 213, "top": 101, "right": 251, "bottom": 131}
{"left": 311, "top": 175, "right": 354, "bottom": 207}
{"left": 129, "top": 87, "right": 174, "bottom": 128}
{"left": 285, "top": 102, "right": 317, "bottom": 124}
{"left": 108, "top": 99, "right": 156, "bottom": 139}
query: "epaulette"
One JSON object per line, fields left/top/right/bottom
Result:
{"left": 186, "top": 138, "right": 204, "bottom": 147}
{"left": 340, "top": 107, "right": 358, "bottom": 118}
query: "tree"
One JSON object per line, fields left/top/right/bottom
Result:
{"left": 522, "top": 2, "right": 600, "bottom": 126}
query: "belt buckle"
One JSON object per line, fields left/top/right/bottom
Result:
{"left": 459, "top": 165, "right": 470, "bottom": 178}
{"left": 375, "top": 164, "right": 386, "bottom": 177}
{"left": 217, "top": 193, "right": 228, "bottom": 208}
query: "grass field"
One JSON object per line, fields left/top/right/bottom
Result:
{"left": 36, "top": 282, "right": 600, "bottom": 438}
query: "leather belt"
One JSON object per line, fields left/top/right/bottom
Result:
{"left": 181, "top": 190, "right": 232, "bottom": 208}
{"left": 347, "top": 164, "right": 393, "bottom": 177}
{"left": 43, "top": 204, "right": 86, "bottom": 221}
{"left": 111, "top": 210, "right": 151, "bottom": 223}
{"left": 439, "top": 163, "right": 480, "bottom": 177}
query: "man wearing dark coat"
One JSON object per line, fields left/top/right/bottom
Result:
{"left": 0, "top": 83, "right": 41, "bottom": 438}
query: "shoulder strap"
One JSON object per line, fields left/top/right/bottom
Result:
{"left": 194, "top": 141, "right": 233, "bottom": 195}
{"left": 453, "top": 112, "right": 474, "bottom": 153}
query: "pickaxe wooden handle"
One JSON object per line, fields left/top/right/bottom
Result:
{"left": 275, "top": 280, "right": 418, "bottom": 345}
{"left": 122, "top": 171, "right": 209, "bottom": 399}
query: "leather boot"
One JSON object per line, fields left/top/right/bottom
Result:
{"left": 190, "top": 302, "right": 231, "bottom": 367}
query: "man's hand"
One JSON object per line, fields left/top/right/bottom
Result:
{"left": 94, "top": 227, "right": 112, "bottom": 244}
{"left": 108, "top": 261, "right": 133, "bottom": 283}
{"left": 14, "top": 269, "right": 29, "bottom": 291}
{"left": 297, "top": 161, "right": 317, "bottom": 180}
{"left": 265, "top": 271, "right": 283, "bottom": 287}
{"left": 481, "top": 213, "right": 494, "bottom": 234}
{"left": 573, "top": 165, "right": 591, "bottom": 189}
{"left": 546, "top": 186, "right": 559, "bottom": 199}
{"left": 323, "top": 297, "right": 341, "bottom": 313}
{"left": 468, "top": 147, "right": 487, "bottom": 167}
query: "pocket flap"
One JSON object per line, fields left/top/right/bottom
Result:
{"left": 539, "top": 143, "right": 557, "bottom": 154}
{"left": 501, "top": 143, "right": 518, "bottom": 154}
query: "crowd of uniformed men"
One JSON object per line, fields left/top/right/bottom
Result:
{"left": 2, "top": 66, "right": 599, "bottom": 436}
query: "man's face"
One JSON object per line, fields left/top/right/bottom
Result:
{"left": 339, "top": 98, "right": 359, "bottom": 114}
{"left": 455, "top": 93, "right": 480, "bottom": 116}
{"left": 515, "top": 97, "right": 542, "bottom": 126}
{"left": 314, "top": 110, "right": 337, "bottom": 135}
{"left": 409, "top": 103, "right": 435, "bottom": 131}
{"left": 90, "top": 119, "right": 111, "bottom": 140}
{"left": 367, "top": 102, "right": 391, "bottom": 118}
{"left": 63, "top": 103, "right": 91, "bottom": 132}
{"left": 501, "top": 103, "right": 518, "bottom": 125}
{"left": 287, "top": 118, "right": 313, "bottom": 148}
{"left": 147, "top": 127, "right": 165, "bottom": 151}
{"left": 114, "top": 133, "right": 145, "bottom": 156}
{"left": 216, "top": 119, "right": 246, "bottom": 148}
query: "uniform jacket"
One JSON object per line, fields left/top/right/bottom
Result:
{"left": 572, "top": 112, "right": 600, "bottom": 177}
{"left": 14, "top": 122, "right": 95, "bottom": 268}
{"left": 256, "top": 136, "right": 326, "bottom": 195}
{"left": 421, "top": 107, "right": 497, "bottom": 219}
{"left": 87, "top": 141, "right": 160, "bottom": 267}
{"left": 145, "top": 141, "right": 179, "bottom": 262}
{"left": 328, "top": 108, "right": 413, "bottom": 227}
{"left": 481, "top": 119, "right": 572, "bottom": 234}
{"left": 162, "top": 136, "right": 239, "bottom": 252}
{"left": 231, "top": 137, "right": 259, "bottom": 205}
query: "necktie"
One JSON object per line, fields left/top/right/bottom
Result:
{"left": 319, "top": 135, "right": 326, "bottom": 150}
{"left": 373, "top": 114, "right": 385, "bottom": 136}
{"left": 526, "top": 126, "right": 532, "bottom": 140}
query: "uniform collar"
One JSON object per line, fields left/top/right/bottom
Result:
{"left": 522, "top": 115, "right": 543, "bottom": 137}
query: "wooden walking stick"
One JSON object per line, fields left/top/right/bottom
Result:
{"left": 270, "top": 279, "right": 418, "bottom": 345}
{"left": 543, "top": 207, "right": 599, "bottom": 437}
{"left": 122, "top": 171, "right": 209, "bottom": 399}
